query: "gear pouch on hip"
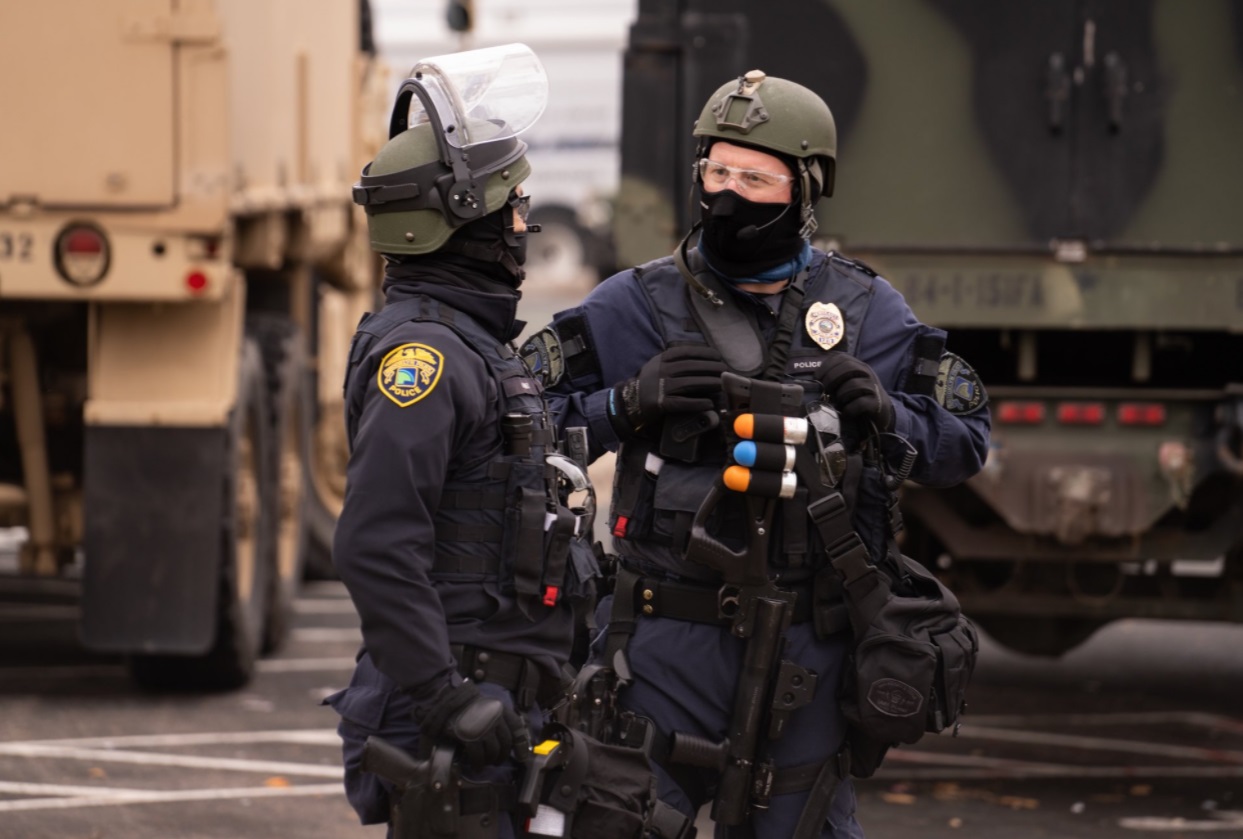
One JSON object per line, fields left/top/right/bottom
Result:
{"left": 837, "top": 555, "right": 978, "bottom": 777}
{"left": 499, "top": 459, "right": 553, "bottom": 601}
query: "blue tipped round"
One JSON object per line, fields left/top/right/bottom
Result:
{"left": 734, "top": 440, "right": 758, "bottom": 467}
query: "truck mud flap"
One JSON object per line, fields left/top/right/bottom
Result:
{"left": 80, "top": 425, "right": 227, "bottom": 654}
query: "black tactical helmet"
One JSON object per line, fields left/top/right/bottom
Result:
{"left": 693, "top": 70, "right": 837, "bottom": 236}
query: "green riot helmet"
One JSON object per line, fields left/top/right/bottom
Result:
{"left": 692, "top": 70, "right": 837, "bottom": 237}
{"left": 352, "top": 43, "right": 547, "bottom": 255}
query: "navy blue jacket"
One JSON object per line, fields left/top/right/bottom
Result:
{"left": 536, "top": 248, "right": 990, "bottom": 582}
{"left": 545, "top": 249, "right": 988, "bottom": 487}
{"left": 334, "top": 272, "right": 574, "bottom": 709}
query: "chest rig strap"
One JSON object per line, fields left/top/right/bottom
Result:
{"left": 674, "top": 231, "right": 809, "bottom": 380}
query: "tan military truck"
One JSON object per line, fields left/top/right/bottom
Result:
{"left": 0, "top": 0, "right": 387, "bottom": 687}
{"left": 617, "top": 0, "right": 1243, "bottom": 655}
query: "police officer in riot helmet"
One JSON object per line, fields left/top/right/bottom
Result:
{"left": 524, "top": 71, "right": 991, "bottom": 837}
{"left": 324, "top": 46, "right": 595, "bottom": 838}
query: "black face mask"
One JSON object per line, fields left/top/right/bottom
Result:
{"left": 441, "top": 203, "right": 528, "bottom": 286}
{"left": 698, "top": 187, "right": 805, "bottom": 278}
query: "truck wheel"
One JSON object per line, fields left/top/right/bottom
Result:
{"left": 253, "top": 320, "right": 311, "bottom": 653}
{"left": 304, "top": 477, "right": 340, "bottom": 580}
{"left": 129, "top": 340, "right": 273, "bottom": 690}
{"left": 977, "top": 615, "right": 1108, "bottom": 658}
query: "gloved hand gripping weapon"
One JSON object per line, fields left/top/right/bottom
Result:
{"left": 667, "top": 372, "right": 820, "bottom": 826}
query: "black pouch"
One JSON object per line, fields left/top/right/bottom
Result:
{"left": 523, "top": 723, "right": 689, "bottom": 839}
{"left": 836, "top": 554, "right": 979, "bottom": 778}
{"left": 564, "top": 538, "right": 602, "bottom": 602}
{"left": 499, "top": 459, "right": 550, "bottom": 600}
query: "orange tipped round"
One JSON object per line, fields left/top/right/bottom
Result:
{"left": 723, "top": 465, "right": 752, "bottom": 493}
{"left": 734, "top": 414, "right": 756, "bottom": 440}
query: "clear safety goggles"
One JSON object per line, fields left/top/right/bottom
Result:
{"left": 697, "top": 158, "right": 793, "bottom": 195}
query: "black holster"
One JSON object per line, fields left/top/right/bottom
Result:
{"left": 362, "top": 736, "right": 514, "bottom": 839}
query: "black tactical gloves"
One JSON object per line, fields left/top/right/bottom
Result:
{"left": 817, "top": 352, "right": 896, "bottom": 433}
{"left": 415, "top": 681, "right": 531, "bottom": 767}
{"left": 607, "top": 344, "right": 727, "bottom": 438}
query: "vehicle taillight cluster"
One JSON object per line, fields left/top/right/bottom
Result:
{"left": 996, "top": 400, "right": 1167, "bottom": 427}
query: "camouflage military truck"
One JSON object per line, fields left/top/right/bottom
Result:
{"left": 617, "top": 0, "right": 1243, "bottom": 654}
{"left": 0, "top": 0, "right": 387, "bottom": 687}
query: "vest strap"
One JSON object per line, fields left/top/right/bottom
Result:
{"left": 431, "top": 553, "right": 500, "bottom": 575}
{"left": 440, "top": 489, "right": 506, "bottom": 511}
{"left": 435, "top": 522, "right": 504, "bottom": 543}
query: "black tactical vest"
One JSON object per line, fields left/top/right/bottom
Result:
{"left": 609, "top": 250, "right": 902, "bottom": 584}
{"left": 344, "top": 295, "right": 597, "bottom": 612}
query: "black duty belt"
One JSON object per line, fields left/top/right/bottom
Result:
{"left": 450, "top": 643, "right": 546, "bottom": 710}
{"left": 627, "top": 574, "right": 816, "bottom": 626}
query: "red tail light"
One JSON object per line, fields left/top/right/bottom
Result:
{"left": 54, "top": 222, "right": 111, "bottom": 286}
{"left": 997, "top": 401, "right": 1046, "bottom": 424}
{"left": 185, "top": 271, "right": 209, "bottom": 294}
{"left": 1118, "top": 402, "right": 1166, "bottom": 426}
{"left": 1057, "top": 402, "right": 1105, "bottom": 425}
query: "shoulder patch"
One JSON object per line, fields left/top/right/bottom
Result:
{"left": 376, "top": 343, "right": 445, "bottom": 407}
{"left": 518, "top": 326, "right": 564, "bottom": 388}
{"left": 935, "top": 352, "right": 988, "bottom": 415}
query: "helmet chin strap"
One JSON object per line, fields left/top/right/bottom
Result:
{"left": 797, "top": 161, "right": 818, "bottom": 239}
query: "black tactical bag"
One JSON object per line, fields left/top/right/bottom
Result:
{"left": 520, "top": 723, "right": 692, "bottom": 839}
{"left": 834, "top": 551, "right": 978, "bottom": 778}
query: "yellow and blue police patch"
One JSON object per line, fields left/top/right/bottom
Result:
{"left": 934, "top": 352, "right": 987, "bottom": 415}
{"left": 376, "top": 343, "right": 445, "bottom": 407}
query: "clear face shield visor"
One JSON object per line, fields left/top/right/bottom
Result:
{"left": 378, "top": 43, "right": 548, "bottom": 226}
{"left": 390, "top": 42, "right": 548, "bottom": 151}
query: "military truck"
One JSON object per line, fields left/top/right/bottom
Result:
{"left": 617, "top": 0, "right": 1243, "bottom": 654}
{"left": 0, "top": 0, "right": 387, "bottom": 687}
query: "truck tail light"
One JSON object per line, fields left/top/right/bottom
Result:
{"left": 185, "top": 270, "right": 210, "bottom": 294}
{"left": 1118, "top": 402, "right": 1166, "bottom": 426}
{"left": 1057, "top": 402, "right": 1105, "bottom": 425}
{"left": 997, "top": 401, "right": 1046, "bottom": 424}
{"left": 54, "top": 222, "right": 111, "bottom": 287}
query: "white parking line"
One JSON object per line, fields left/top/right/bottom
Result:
{"left": 0, "top": 743, "right": 343, "bottom": 778}
{"left": 881, "top": 748, "right": 1243, "bottom": 780}
{"left": 0, "top": 782, "right": 344, "bottom": 813}
{"left": 290, "top": 627, "right": 362, "bottom": 643}
{"left": 965, "top": 711, "right": 1243, "bottom": 733}
{"left": 256, "top": 656, "right": 355, "bottom": 673}
{"left": 1120, "top": 811, "right": 1243, "bottom": 831}
{"left": 291, "top": 599, "right": 358, "bottom": 615}
{"left": 957, "top": 724, "right": 1243, "bottom": 764}
{"left": 17, "top": 728, "right": 340, "bottom": 749}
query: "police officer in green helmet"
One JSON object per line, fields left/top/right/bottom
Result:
{"left": 527, "top": 71, "right": 989, "bottom": 838}
{"left": 324, "top": 44, "right": 598, "bottom": 838}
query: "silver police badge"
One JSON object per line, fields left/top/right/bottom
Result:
{"left": 805, "top": 301, "right": 845, "bottom": 350}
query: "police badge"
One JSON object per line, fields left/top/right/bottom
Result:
{"left": 376, "top": 343, "right": 445, "bottom": 407}
{"left": 934, "top": 352, "right": 987, "bottom": 415}
{"left": 805, "top": 301, "right": 845, "bottom": 350}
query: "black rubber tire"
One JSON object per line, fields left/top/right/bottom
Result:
{"left": 129, "top": 339, "right": 273, "bottom": 691}
{"left": 976, "top": 615, "right": 1108, "bottom": 658}
{"left": 250, "top": 317, "right": 311, "bottom": 653}
{"left": 304, "top": 489, "right": 339, "bottom": 580}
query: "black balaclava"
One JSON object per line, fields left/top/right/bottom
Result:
{"left": 438, "top": 195, "right": 529, "bottom": 287}
{"left": 697, "top": 143, "right": 812, "bottom": 279}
